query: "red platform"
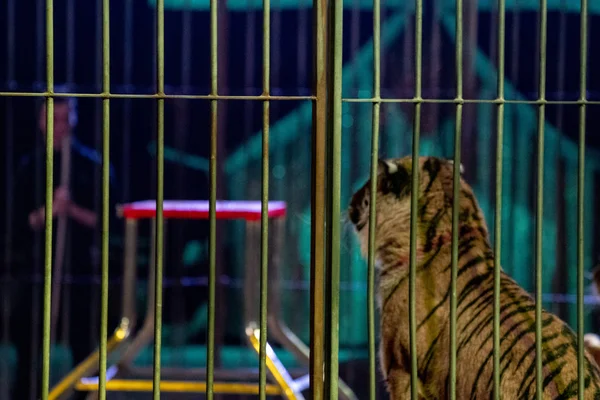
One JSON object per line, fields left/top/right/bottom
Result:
{"left": 118, "top": 200, "right": 287, "bottom": 221}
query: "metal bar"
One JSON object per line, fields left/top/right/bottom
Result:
{"left": 66, "top": 0, "right": 75, "bottom": 82}
{"left": 409, "top": 0, "right": 423, "bottom": 397}
{"left": 449, "top": 0, "right": 463, "bottom": 397}
{"left": 182, "top": 0, "right": 192, "bottom": 90}
{"left": 0, "top": 91, "right": 598, "bottom": 105}
{"left": 242, "top": 0, "right": 256, "bottom": 224}
{"left": 32, "top": 2, "right": 45, "bottom": 395}
{"left": 214, "top": 0, "right": 229, "bottom": 367}
{"left": 99, "top": 0, "right": 111, "bottom": 396}
{"left": 0, "top": 92, "right": 316, "bottom": 100}
{"left": 41, "top": 0, "right": 55, "bottom": 396}
{"left": 367, "top": 0, "right": 381, "bottom": 398}
{"left": 122, "top": 0, "right": 133, "bottom": 202}
{"left": 75, "top": 380, "right": 282, "bottom": 394}
{"left": 2, "top": 0, "right": 16, "bottom": 376}
{"left": 129, "top": 366, "right": 308, "bottom": 380}
{"left": 121, "top": 220, "right": 138, "bottom": 324}
{"left": 61, "top": 0, "right": 76, "bottom": 344}
{"left": 341, "top": 98, "right": 600, "bottom": 105}
{"left": 429, "top": 0, "right": 441, "bottom": 131}
{"left": 153, "top": 0, "right": 165, "bottom": 396}
{"left": 577, "top": 0, "right": 588, "bottom": 397}
{"left": 207, "top": 0, "right": 218, "bottom": 397}
{"left": 551, "top": 4, "right": 567, "bottom": 321}
{"left": 91, "top": 0, "right": 103, "bottom": 337}
{"left": 493, "top": 0, "right": 506, "bottom": 397}
{"left": 324, "top": 0, "right": 343, "bottom": 398}
{"left": 535, "top": 0, "right": 548, "bottom": 398}
{"left": 297, "top": 0, "right": 308, "bottom": 90}
{"left": 259, "top": 0, "right": 271, "bottom": 397}
{"left": 310, "top": 0, "right": 327, "bottom": 396}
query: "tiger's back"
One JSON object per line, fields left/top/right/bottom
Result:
{"left": 348, "top": 155, "right": 600, "bottom": 399}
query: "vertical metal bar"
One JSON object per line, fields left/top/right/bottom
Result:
{"left": 207, "top": 0, "right": 218, "bottom": 397}
{"left": 32, "top": 2, "right": 45, "bottom": 396}
{"left": 259, "top": 0, "right": 271, "bottom": 398}
{"left": 122, "top": 0, "right": 133, "bottom": 202}
{"left": 449, "top": 0, "right": 463, "bottom": 397}
{"left": 66, "top": 0, "right": 75, "bottom": 82}
{"left": 325, "top": 0, "right": 342, "bottom": 397}
{"left": 409, "top": 0, "right": 423, "bottom": 397}
{"left": 41, "top": 0, "right": 55, "bottom": 397}
{"left": 215, "top": 3, "right": 229, "bottom": 367}
{"left": 554, "top": 2, "right": 567, "bottom": 143}
{"left": 2, "top": 0, "right": 16, "bottom": 396}
{"left": 182, "top": 0, "right": 192, "bottom": 90}
{"left": 535, "top": 0, "right": 547, "bottom": 398}
{"left": 310, "top": 0, "right": 327, "bottom": 396}
{"left": 429, "top": 0, "right": 441, "bottom": 131}
{"left": 90, "top": 0, "right": 103, "bottom": 347}
{"left": 152, "top": 0, "right": 165, "bottom": 396}
{"left": 98, "top": 0, "right": 111, "bottom": 396}
{"left": 243, "top": 0, "right": 255, "bottom": 216}
{"left": 551, "top": 1, "right": 566, "bottom": 320}
{"left": 2, "top": 0, "right": 16, "bottom": 362}
{"left": 297, "top": 0, "right": 308, "bottom": 91}
{"left": 493, "top": 0, "right": 505, "bottom": 397}
{"left": 367, "top": 0, "right": 381, "bottom": 397}
{"left": 577, "top": 0, "right": 588, "bottom": 398}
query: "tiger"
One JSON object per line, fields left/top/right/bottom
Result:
{"left": 347, "top": 155, "right": 600, "bottom": 399}
{"left": 584, "top": 264, "right": 600, "bottom": 368}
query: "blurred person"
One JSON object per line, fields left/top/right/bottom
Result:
{"left": 8, "top": 96, "right": 121, "bottom": 400}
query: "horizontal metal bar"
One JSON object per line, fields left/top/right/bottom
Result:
{"left": 342, "top": 98, "right": 600, "bottom": 105}
{"left": 3, "top": 91, "right": 600, "bottom": 105}
{"left": 0, "top": 91, "right": 316, "bottom": 100}
{"left": 126, "top": 366, "right": 310, "bottom": 380}
{"left": 74, "top": 380, "right": 282, "bottom": 395}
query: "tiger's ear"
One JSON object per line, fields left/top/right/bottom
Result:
{"left": 377, "top": 159, "right": 398, "bottom": 175}
{"left": 378, "top": 159, "right": 411, "bottom": 197}
{"left": 448, "top": 159, "right": 465, "bottom": 175}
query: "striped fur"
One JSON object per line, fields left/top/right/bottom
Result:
{"left": 348, "top": 155, "right": 600, "bottom": 399}
{"left": 584, "top": 265, "right": 600, "bottom": 369}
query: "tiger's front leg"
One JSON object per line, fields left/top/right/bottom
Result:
{"left": 386, "top": 367, "right": 428, "bottom": 400}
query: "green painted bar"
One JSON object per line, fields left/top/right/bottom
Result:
{"left": 324, "top": 0, "right": 343, "bottom": 398}
{"left": 449, "top": 0, "right": 463, "bottom": 397}
{"left": 535, "top": 0, "right": 547, "bottom": 398}
{"left": 153, "top": 0, "right": 165, "bottom": 397}
{"left": 98, "top": 0, "right": 111, "bottom": 397}
{"left": 409, "top": 0, "right": 423, "bottom": 398}
{"left": 207, "top": 0, "right": 218, "bottom": 397}
{"left": 367, "top": 0, "right": 381, "bottom": 397}
{"left": 259, "top": 0, "right": 271, "bottom": 398}
{"left": 493, "top": 0, "right": 506, "bottom": 398}
{"left": 41, "top": 0, "right": 55, "bottom": 397}
{"left": 148, "top": 0, "right": 600, "bottom": 13}
{"left": 309, "top": 0, "right": 327, "bottom": 397}
{"left": 577, "top": 0, "right": 588, "bottom": 397}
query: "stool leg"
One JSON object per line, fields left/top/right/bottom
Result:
{"left": 243, "top": 221, "right": 260, "bottom": 329}
{"left": 118, "top": 218, "right": 160, "bottom": 370}
{"left": 121, "top": 219, "right": 139, "bottom": 328}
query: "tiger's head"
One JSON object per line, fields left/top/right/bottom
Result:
{"left": 348, "top": 156, "right": 487, "bottom": 267}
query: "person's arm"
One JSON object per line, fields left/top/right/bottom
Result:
{"left": 69, "top": 202, "right": 97, "bottom": 228}
{"left": 12, "top": 153, "right": 45, "bottom": 232}
{"left": 28, "top": 206, "right": 45, "bottom": 230}
{"left": 12, "top": 151, "right": 43, "bottom": 271}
